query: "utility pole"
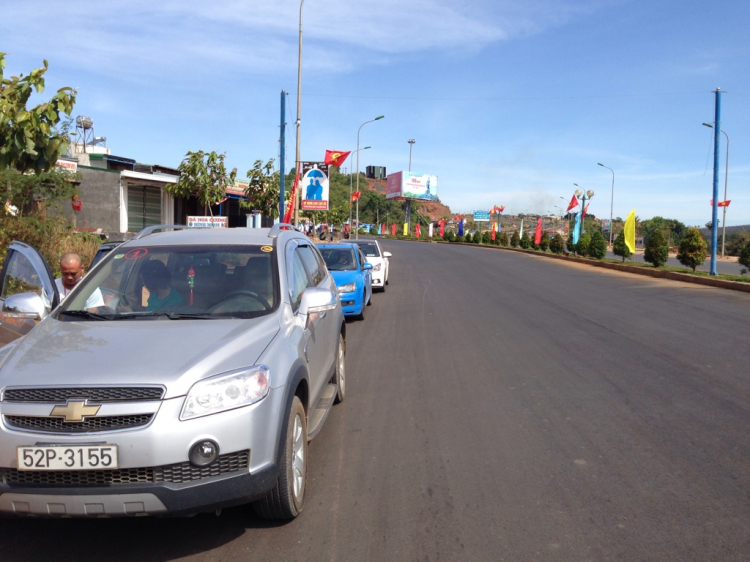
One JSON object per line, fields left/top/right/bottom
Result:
{"left": 293, "top": 0, "right": 305, "bottom": 226}
{"left": 279, "top": 90, "right": 286, "bottom": 221}
{"left": 709, "top": 88, "right": 721, "bottom": 276}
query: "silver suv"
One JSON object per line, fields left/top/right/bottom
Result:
{"left": 0, "top": 224, "right": 346, "bottom": 519}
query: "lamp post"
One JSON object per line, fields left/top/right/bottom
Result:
{"left": 598, "top": 163, "right": 615, "bottom": 247}
{"left": 349, "top": 146, "right": 371, "bottom": 232}
{"left": 703, "top": 122, "right": 729, "bottom": 257}
{"left": 293, "top": 0, "right": 305, "bottom": 226}
{"left": 573, "top": 183, "right": 594, "bottom": 240}
{"left": 408, "top": 139, "right": 415, "bottom": 171}
{"left": 355, "top": 115, "right": 384, "bottom": 239}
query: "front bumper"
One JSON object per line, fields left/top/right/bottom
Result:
{"left": 0, "top": 463, "right": 278, "bottom": 516}
{"left": 338, "top": 292, "right": 362, "bottom": 316}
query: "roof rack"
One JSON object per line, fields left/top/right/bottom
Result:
{"left": 268, "top": 223, "right": 297, "bottom": 239}
{"left": 132, "top": 224, "right": 190, "bottom": 240}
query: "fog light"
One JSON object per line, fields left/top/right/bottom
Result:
{"left": 189, "top": 440, "right": 219, "bottom": 467}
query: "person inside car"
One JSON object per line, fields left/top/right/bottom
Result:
{"left": 140, "top": 260, "right": 183, "bottom": 311}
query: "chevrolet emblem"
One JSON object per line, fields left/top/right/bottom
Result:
{"left": 50, "top": 400, "right": 102, "bottom": 423}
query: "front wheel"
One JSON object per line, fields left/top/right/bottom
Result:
{"left": 355, "top": 292, "right": 366, "bottom": 320}
{"left": 253, "top": 396, "right": 307, "bottom": 519}
{"left": 333, "top": 333, "right": 345, "bottom": 404}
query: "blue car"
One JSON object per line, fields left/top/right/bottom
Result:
{"left": 318, "top": 243, "right": 373, "bottom": 320}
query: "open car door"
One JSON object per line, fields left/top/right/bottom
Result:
{"left": 0, "top": 241, "right": 59, "bottom": 346}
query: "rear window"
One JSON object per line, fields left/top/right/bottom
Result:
{"left": 356, "top": 243, "right": 380, "bottom": 257}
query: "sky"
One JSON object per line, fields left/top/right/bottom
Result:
{"left": 3, "top": 0, "right": 750, "bottom": 226}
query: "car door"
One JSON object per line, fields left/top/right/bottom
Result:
{"left": 287, "top": 241, "right": 329, "bottom": 405}
{"left": 357, "top": 247, "right": 372, "bottom": 305}
{"left": 0, "top": 241, "right": 59, "bottom": 345}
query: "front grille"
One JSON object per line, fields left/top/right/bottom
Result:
{"left": 3, "top": 387, "right": 164, "bottom": 403}
{"left": 4, "top": 414, "right": 153, "bottom": 433}
{"left": 0, "top": 450, "right": 250, "bottom": 486}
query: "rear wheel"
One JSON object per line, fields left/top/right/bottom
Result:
{"left": 253, "top": 396, "right": 307, "bottom": 520}
{"left": 333, "top": 333, "right": 345, "bottom": 404}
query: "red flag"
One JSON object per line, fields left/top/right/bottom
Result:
{"left": 391, "top": 223, "right": 397, "bottom": 236}
{"left": 534, "top": 218, "right": 543, "bottom": 245}
{"left": 324, "top": 150, "right": 351, "bottom": 167}
{"left": 581, "top": 204, "right": 589, "bottom": 220}
{"left": 71, "top": 196, "right": 82, "bottom": 212}
{"left": 499, "top": 205, "right": 505, "bottom": 212}
{"left": 416, "top": 224, "right": 421, "bottom": 237}
{"left": 351, "top": 191, "right": 361, "bottom": 202}
{"left": 491, "top": 230, "right": 496, "bottom": 241}
{"left": 454, "top": 215, "right": 461, "bottom": 222}
{"left": 283, "top": 169, "right": 301, "bottom": 223}
{"left": 439, "top": 220, "right": 445, "bottom": 237}
{"left": 566, "top": 195, "right": 578, "bottom": 212}
{"left": 711, "top": 200, "right": 731, "bottom": 207}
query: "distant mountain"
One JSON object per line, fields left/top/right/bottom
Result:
{"left": 699, "top": 224, "right": 750, "bottom": 236}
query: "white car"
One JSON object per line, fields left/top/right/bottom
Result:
{"left": 354, "top": 240, "right": 391, "bottom": 291}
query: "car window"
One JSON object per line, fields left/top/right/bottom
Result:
{"left": 357, "top": 249, "right": 368, "bottom": 269}
{"left": 0, "top": 250, "right": 51, "bottom": 307}
{"left": 357, "top": 243, "right": 380, "bottom": 257}
{"left": 59, "top": 244, "right": 278, "bottom": 319}
{"left": 319, "top": 248, "right": 357, "bottom": 271}
{"left": 297, "top": 245, "right": 324, "bottom": 286}
{"left": 289, "top": 249, "right": 312, "bottom": 311}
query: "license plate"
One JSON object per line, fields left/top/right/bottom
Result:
{"left": 17, "top": 445, "right": 119, "bottom": 470}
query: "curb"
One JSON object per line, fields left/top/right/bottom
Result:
{"left": 382, "top": 237, "right": 750, "bottom": 294}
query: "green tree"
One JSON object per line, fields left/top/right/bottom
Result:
{"left": 550, "top": 233, "right": 564, "bottom": 254}
{"left": 612, "top": 231, "right": 632, "bottom": 262}
{"left": 576, "top": 232, "right": 591, "bottom": 256}
{"left": 510, "top": 231, "right": 520, "bottom": 247}
{"left": 482, "top": 231, "right": 491, "bottom": 244}
{"left": 644, "top": 230, "right": 669, "bottom": 267}
{"left": 739, "top": 242, "right": 750, "bottom": 275}
{"left": 539, "top": 232, "right": 550, "bottom": 252}
{"left": 1, "top": 53, "right": 77, "bottom": 174}
{"left": 167, "top": 150, "right": 237, "bottom": 215}
{"left": 566, "top": 232, "right": 576, "bottom": 254}
{"left": 520, "top": 232, "right": 531, "bottom": 249}
{"left": 588, "top": 231, "right": 607, "bottom": 259}
{"left": 639, "top": 216, "right": 687, "bottom": 247}
{"left": 725, "top": 230, "right": 750, "bottom": 257}
{"left": 677, "top": 227, "right": 708, "bottom": 272}
{"left": 243, "top": 159, "right": 281, "bottom": 219}
{"left": 499, "top": 231, "right": 509, "bottom": 246}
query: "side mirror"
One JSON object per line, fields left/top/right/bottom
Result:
{"left": 363, "top": 263, "right": 373, "bottom": 270}
{"left": 383, "top": 252, "right": 392, "bottom": 258}
{"left": 3, "top": 292, "right": 46, "bottom": 321}
{"left": 298, "top": 287, "right": 337, "bottom": 316}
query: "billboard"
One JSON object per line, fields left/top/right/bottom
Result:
{"left": 301, "top": 161, "right": 329, "bottom": 211}
{"left": 187, "top": 216, "right": 228, "bottom": 228}
{"left": 386, "top": 171, "right": 438, "bottom": 201}
{"left": 473, "top": 211, "right": 490, "bottom": 222}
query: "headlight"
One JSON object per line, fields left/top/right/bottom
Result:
{"left": 372, "top": 263, "right": 381, "bottom": 271}
{"left": 181, "top": 365, "right": 270, "bottom": 420}
{"left": 337, "top": 282, "right": 356, "bottom": 293}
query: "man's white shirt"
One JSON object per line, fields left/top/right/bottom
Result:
{"left": 55, "top": 278, "right": 105, "bottom": 309}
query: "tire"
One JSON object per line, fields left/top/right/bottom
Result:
{"left": 355, "top": 292, "right": 366, "bottom": 320}
{"left": 253, "top": 396, "right": 307, "bottom": 520}
{"left": 366, "top": 290, "right": 372, "bottom": 305}
{"left": 333, "top": 333, "right": 345, "bottom": 404}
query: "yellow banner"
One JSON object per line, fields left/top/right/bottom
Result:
{"left": 403, "top": 223, "right": 408, "bottom": 236}
{"left": 624, "top": 210, "right": 636, "bottom": 253}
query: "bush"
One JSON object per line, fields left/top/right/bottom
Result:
{"left": 566, "top": 233, "right": 576, "bottom": 254}
{"left": 575, "top": 232, "right": 591, "bottom": 256}
{"left": 550, "top": 233, "right": 564, "bottom": 254}
{"left": 644, "top": 230, "right": 669, "bottom": 267}
{"left": 369, "top": 226, "right": 378, "bottom": 235}
{"left": 588, "top": 231, "right": 607, "bottom": 259}
{"left": 677, "top": 228, "right": 708, "bottom": 272}
{"left": 499, "top": 232, "right": 509, "bottom": 246}
{"left": 471, "top": 232, "right": 480, "bottom": 244}
{"left": 443, "top": 229, "right": 455, "bottom": 242}
{"left": 520, "top": 232, "right": 531, "bottom": 249}
{"left": 738, "top": 242, "right": 750, "bottom": 275}
{"left": 482, "top": 231, "right": 492, "bottom": 244}
{"left": 455, "top": 235, "right": 464, "bottom": 243}
{"left": 0, "top": 216, "right": 102, "bottom": 277}
{"left": 539, "top": 233, "right": 550, "bottom": 252}
{"left": 612, "top": 231, "right": 632, "bottom": 262}
{"left": 510, "top": 231, "right": 520, "bottom": 247}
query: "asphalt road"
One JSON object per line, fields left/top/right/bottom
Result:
{"left": 2, "top": 240, "right": 749, "bottom": 561}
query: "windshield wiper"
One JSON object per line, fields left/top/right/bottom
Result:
{"left": 59, "top": 310, "right": 110, "bottom": 321}
{"left": 112, "top": 311, "right": 218, "bottom": 320}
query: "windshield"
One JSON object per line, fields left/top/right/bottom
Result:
{"left": 60, "top": 244, "right": 278, "bottom": 319}
{"left": 356, "top": 242, "right": 380, "bottom": 257}
{"left": 320, "top": 248, "right": 357, "bottom": 271}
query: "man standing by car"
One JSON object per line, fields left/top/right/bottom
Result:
{"left": 56, "top": 252, "right": 104, "bottom": 310}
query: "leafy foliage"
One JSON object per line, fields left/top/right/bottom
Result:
{"left": 588, "top": 231, "right": 607, "bottom": 259}
{"left": 576, "top": 232, "right": 591, "bottom": 256}
{"left": 166, "top": 150, "right": 237, "bottom": 214}
{"left": 739, "top": 242, "right": 750, "bottom": 275}
{"left": 550, "top": 233, "right": 564, "bottom": 254}
{"left": 676, "top": 228, "right": 708, "bottom": 272}
{"left": 0, "top": 53, "right": 77, "bottom": 174}
{"left": 0, "top": 167, "right": 78, "bottom": 217}
{"left": 499, "top": 231, "right": 509, "bottom": 246}
{"left": 482, "top": 231, "right": 492, "bottom": 244}
{"left": 639, "top": 216, "right": 687, "bottom": 247}
{"left": 539, "top": 232, "right": 550, "bottom": 252}
{"left": 566, "top": 232, "right": 576, "bottom": 253}
{"left": 725, "top": 230, "right": 750, "bottom": 257}
{"left": 644, "top": 230, "right": 669, "bottom": 267}
{"left": 510, "top": 231, "right": 520, "bottom": 247}
{"left": 520, "top": 232, "right": 531, "bottom": 249}
{"left": 612, "top": 231, "right": 632, "bottom": 262}
{"left": 243, "top": 159, "right": 280, "bottom": 218}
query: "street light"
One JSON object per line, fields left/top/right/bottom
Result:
{"left": 408, "top": 139, "right": 415, "bottom": 171}
{"left": 293, "top": 0, "right": 305, "bottom": 226}
{"left": 703, "top": 123, "right": 729, "bottom": 257}
{"left": 598, "top": 163, "right": 615, "bottom": 247}
{"left": 349, "top": 146, "right": 371, "bottom": 232}
{"left": 573, "top": 183, "right": 594, "bottom": 240}
{"left": 355, "top": 115, "right": 384, "bottom": 239}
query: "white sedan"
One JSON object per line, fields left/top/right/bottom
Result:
{"left": 354, "top": 240, "right": 391, "bottom": 291}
